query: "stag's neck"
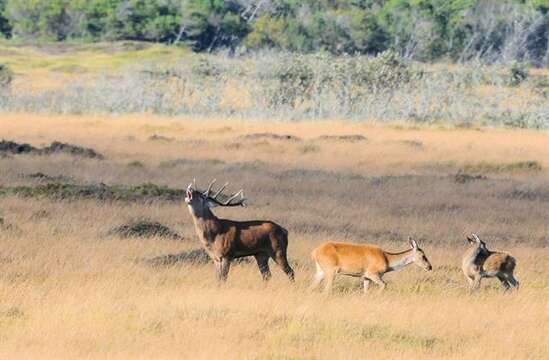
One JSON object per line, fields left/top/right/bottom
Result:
{"left": 188, "top": 207, "right": 222, "bottom": 244}
{"left": 384, "top": 249, "right": 414, "bottom": 273}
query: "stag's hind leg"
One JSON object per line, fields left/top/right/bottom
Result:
{"left": 254, "top": 253, "right": 272, "bottom": 281}
{"left": 273, "top": 251, "right": 295, "bottom": 282}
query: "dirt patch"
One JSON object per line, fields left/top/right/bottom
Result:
{"left": 0, "top": 140, "right": 103, "bottom": 159}
{"left": 109, "top": 220, "right": 182, "bottom": 239}
{"left": 316, "top": 135, "right": 367, "bottom": 142}
{"left": 240, "top": 133, "right": 301, "bottom": 141}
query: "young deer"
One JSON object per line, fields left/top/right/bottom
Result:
{"left": 310, "top": 238, "right": 432, "bottom": 294}
{"left": 462, "top": 233, "right": 519, "bottom": 291}
{"left": 185, "top": 180, "right": 294, "bottom": 282}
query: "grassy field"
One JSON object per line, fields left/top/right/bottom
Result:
{"left": 0, "top": 41, "right": 188, "bottom": 92}
{"left": 1, "top": 114, "right": 548, "bottom": 359}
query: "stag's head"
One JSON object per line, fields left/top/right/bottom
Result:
{"left": 409, "top": 237, "right": 433, "bottom": 271}
{"left": 466, "top": 233, "right": 488, "bottom": 251}
{"left": 185, "top": 179, "right": 246, "bottom": 217}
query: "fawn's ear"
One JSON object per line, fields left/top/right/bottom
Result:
{"left": 409, "top": 237, "right": 418, "bottom": 249}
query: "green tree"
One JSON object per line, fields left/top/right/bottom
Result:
{"left": 0, "top": 0, "right": 11, "bottom": 37}
{"left": 181, "top": 0, "right": 248, "bottom": 51}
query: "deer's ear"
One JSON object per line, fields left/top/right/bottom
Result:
{"left": 409, "top": 237, "right": 418, "bottom": 249}
{"left": 467, "top": 236, "right": 475, "bottom": 244}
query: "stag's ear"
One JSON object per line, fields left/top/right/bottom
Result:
{"left": 409, "top": 237, "right": 418, "bottom": 249}
{"left": 467, "top": 236, "right": 475, "bottom": 244}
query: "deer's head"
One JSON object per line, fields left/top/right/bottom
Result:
{"left": 409, "top": 237, "right": 433, "bottom": 271}
{"left": 185, "top": 179, "right": 246, "bottom": 217}
{"left": 467, "top": 233, "right": 488, "bottom": 251}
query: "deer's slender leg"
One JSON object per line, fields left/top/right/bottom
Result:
{"left": 465, "top": 275, "right": 475, "bottom": 288}
{"left": 504, "top": 273, "right": 520, "bottom": 289}
{"left": 368, "top": 273, "right": 386, "bottom": 292}
{"left": 471, "top": 275, "right": 482, "bottom": 291}
{"left": 362, "top": 278, "right": 371, "bottom": 293}
{"left": 323, "top": 269, "right": 336, "bottom": 294}
{"left": 497, "top": 274, "right": 511, "bottom": 291}
{"left": 309, "top": 262, "right": 325, "bottom": 292}
{"left": 273, "top": 251, "right": 295, "bottom": 282}
{"left": 254, "top": 254, "right": 271, "bottom": 281}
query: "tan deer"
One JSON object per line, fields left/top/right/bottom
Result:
{"left": 185, "top": 180, "right": 294, "bottom": 282}
{"left": 462, "top": 233, "right": 519, "bottom": 291}
{"left": 310, "top": 238, "right": 432, "bottom": 293}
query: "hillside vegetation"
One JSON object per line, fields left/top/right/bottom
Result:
{"left": 0, "top": 41, "right": 548, "bottom": 127}
{"left": 0, "top": 0, "right": 548, "bottom": 65}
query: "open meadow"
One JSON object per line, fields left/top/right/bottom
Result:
{"left": 1, "top": 113, "right": 549, "bottom": 359}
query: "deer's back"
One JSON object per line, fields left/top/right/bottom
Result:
{"left": 483, "top": 252, "right": 515, "bottom": 274}
{"left": 312, "top": 241, "right": 388, "bottom": 275}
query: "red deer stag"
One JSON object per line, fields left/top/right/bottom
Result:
{"left": 185, "top": 180, "right": 294, "bottom": 282}
{"left": 462, "top": 233, "right": 519, "bottom": 291}
{"left": 310, "top": 238, "right": 432, "bottom": 294}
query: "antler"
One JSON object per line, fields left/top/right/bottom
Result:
{"left": 204, "top": 179, "right": 246, "bottom": 207}
{"left": 203, "top": 179, "right": 216, "bottom": 196}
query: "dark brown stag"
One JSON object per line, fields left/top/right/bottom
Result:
{"left": 184, "top": 180, "right": 295, "bottom": 282}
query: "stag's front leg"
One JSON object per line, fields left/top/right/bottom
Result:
{"left": 214, "top": 257, "right": 231, "bottom": 282}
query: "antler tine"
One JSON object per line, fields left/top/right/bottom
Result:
{"left": 203, "top": 179, "right": 216, "bottom": 196}
{"left": 222, "top": 189, "right": 244, "bottom": 205}
{"left": 212, "top": 182, "right": 229, "bottom": 199}
{"left": 472, "top": 233, "right": 480, "bottom": 242}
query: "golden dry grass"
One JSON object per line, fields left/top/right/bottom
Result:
{"left": 1, "top": 114, "right": 549, "bottom": 359}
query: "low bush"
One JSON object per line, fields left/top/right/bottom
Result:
{"left": 108, "top": 220, "right": 181, "bottom": 239}
{"left": 0, "top": 182, "right": 185, "bottom": 202}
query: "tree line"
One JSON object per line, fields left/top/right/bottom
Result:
{"left": 0, "top": 0, "right": 548, "bottom": 64}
